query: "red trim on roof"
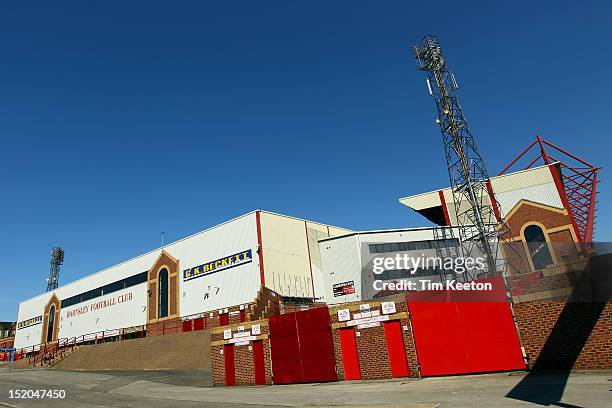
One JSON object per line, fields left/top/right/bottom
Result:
{"left": 438, "top": 190, "right": 451, "bottom": 226}
{"left": 486, "top": 180, "right": 501, "bottom": 222}
{"left": 255, "top": 211, "right": 265, "bottom": 286}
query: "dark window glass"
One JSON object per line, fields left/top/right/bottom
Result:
{"left": 369, "top": 239, "right": 459, "bottom": 254}
{"left": 158, "top": 268, "right": 169, "bottom": 318}
{"left": 46, "top": 305, "right": 55, "bottom": 342}
{"left": 524, "top": 225, "right": 553, "bottom": 270}
{"left": 60, "top": 271, "right": 148, "bottom": 308}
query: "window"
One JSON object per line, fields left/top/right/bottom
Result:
{"left": 524, "top": 224, "right": 553, "bottom": 270}
{"left": 158, "top": 268, "right": 169, "bottom": 318}
{"left": 46, "top": 305, "right": 55, "bottom": 342}
{"left": 61, "top": 271, "right": 148, "bottom": 308}
{"left": 369, "top": 239, "right": 459, "bottom": 254}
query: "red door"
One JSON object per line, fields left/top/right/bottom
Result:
{"left": 193, "top": 317, "right": 205, "bottom": 331}
{"left": 182, "top": 320, "right": 193, "bottom": 332}
{"left": 407, "top": 299, "right": 470, "bottom": 376}
{"left": 220, "top": 313, "right": 229, "bottom": 326}
{"left": 407, "top": 276, "right": 525, "bottom": 376}
{"left": 269, "top": 308, "right": 338, "bottom": 384}
{"left": 252, "top": 340, "right": 266, "bottom": 385}
{"left": 224, "top": 344, "right": 235, "bottom": 386}
{"left": 339, "top": 328, "right": 361, "bottom": 380}
{"left": 383, "top": 321, "right": 410, "bottom": 377}
{"left": 457, "top": 301, "right": 525, "bottom": 373}
{"left": 269, "top": 312, "right": 303, "bottom": 384}
{"left": 296, "top": 307, "right": 338, "bottom": 383}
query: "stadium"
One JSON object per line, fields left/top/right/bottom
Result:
{"left": 1, "top": 18, "right": 610, "bottom": 407}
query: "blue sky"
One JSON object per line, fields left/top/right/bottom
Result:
{"left": 1, "top": 1, "right": 609, "bottom": 321}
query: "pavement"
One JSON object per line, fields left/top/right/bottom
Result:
{"left": 0, "top": 367, "right": 610, "bottom": 407}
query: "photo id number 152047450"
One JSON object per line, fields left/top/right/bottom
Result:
{"left": 9, "top": 389, "right": 66, "bottom": 399}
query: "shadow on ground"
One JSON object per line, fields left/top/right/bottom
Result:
{"left": 506, "top": 254, "right": 612, "bottom": 407}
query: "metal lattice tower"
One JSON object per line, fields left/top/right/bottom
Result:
{"left": 412, "top": 36, "right": 509, "bottom": 279}
{"left": 46, "top": 247, "right": 64, "bottom": 292}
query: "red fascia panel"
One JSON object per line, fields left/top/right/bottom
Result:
{"left": 438, "top": 190, "right": 451, "bottom": 226}
{"left": 485, "top": 180, "right": 501, "bottom": 222}
{"left": 256, "top": 211, "right": 266, "bottom": 286}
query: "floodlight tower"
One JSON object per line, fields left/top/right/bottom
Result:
{"left": 412, "top": 36, "right": 507, "bottom": 278}
{"left": 46, "top": 247, "right": 64, "bottom": 292}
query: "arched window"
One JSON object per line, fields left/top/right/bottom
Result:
{"left": 46, "top": 305, "right": 55, "bottom": 342}
{"left": 524, "top": 224, "right": 553, "bottom": 270}
{"left": 158, "top": 268, "right": 169, "bottom": 318}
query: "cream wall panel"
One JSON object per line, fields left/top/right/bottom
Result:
{"left": 260, "top": 212, "right": 312, "bottom": 298}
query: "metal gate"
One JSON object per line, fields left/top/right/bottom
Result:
{"left": 407, "top": 276, "right": 525, "bottom": 376}
{"left": 269, "top": 307, "right": 338, "bottom": 384}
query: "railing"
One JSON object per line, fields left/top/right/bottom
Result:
{"left": 21, "top": 325, "right": 147, "bottom": 367}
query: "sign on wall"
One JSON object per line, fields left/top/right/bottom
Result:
{"left": 381, "top": 301, "right": 396, "bottom": 315}
{"left": 333, "top": 281, "right": 355, "bottom": 297}
{"left": 183, "top": 249, "right": 253, "bottom": 282}
{"left": 337, "top": 309, "right": 350, "bottom": 322}
{"left": 17, "top": 316, "right": 42, "bottom": 330}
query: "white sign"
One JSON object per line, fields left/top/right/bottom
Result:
{"left": 357, "top": 322, "right": 381, "bottom": 329}
{"left": 337, "top": 309, "right": 350, "bottom": 322}
{"left": 360, "top": 303, "right": 371, "bottom": 313}
{"left": 229, "top": 336, "right": 256, "bottom": 344}
{"left": 252, "top": 324, "right": 261, "bottom": 335}
{"left": 346, "top": 315, "right": 390, "bottom": 327}
{"left": 234, "top": 340, "right": 250, "bottom": 346}
{"left": 234, "top": 331, "right": 251, "bottom": 338}
{"left": 238, "top": 325, "right": 245, "bottom": 333}
{"left": 359, "top": 310, "right": 380, "bottom": 318}
{"left": 381, "top": 301, "right": 396, "bottom": 315}
{"left": 223, "top": 329, "right": 232, "bottom": 339}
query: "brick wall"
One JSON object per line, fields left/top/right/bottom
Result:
{"left": 513, "top": 299, "right": 612, "bottom": 370}
{"left": 329, "top": 295, "right": 419, "bottom": 380}
{"left": 210, "top": 319, "right": 273, "bottom": 386}
{"left": 147, "top": 317, "right": 180, "bottom": 336}
{"left": 504, "top": 201, "right": 572, "bottom": 238}
{"left": 0, "top": 337, "right": 14, "bottom": 348}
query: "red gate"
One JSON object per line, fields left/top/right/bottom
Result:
{"left": 407, "top": 276, "right": 525, "bottom": 376}
{"left": 269, "top": 307, "right": 337, "bottom": 384}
